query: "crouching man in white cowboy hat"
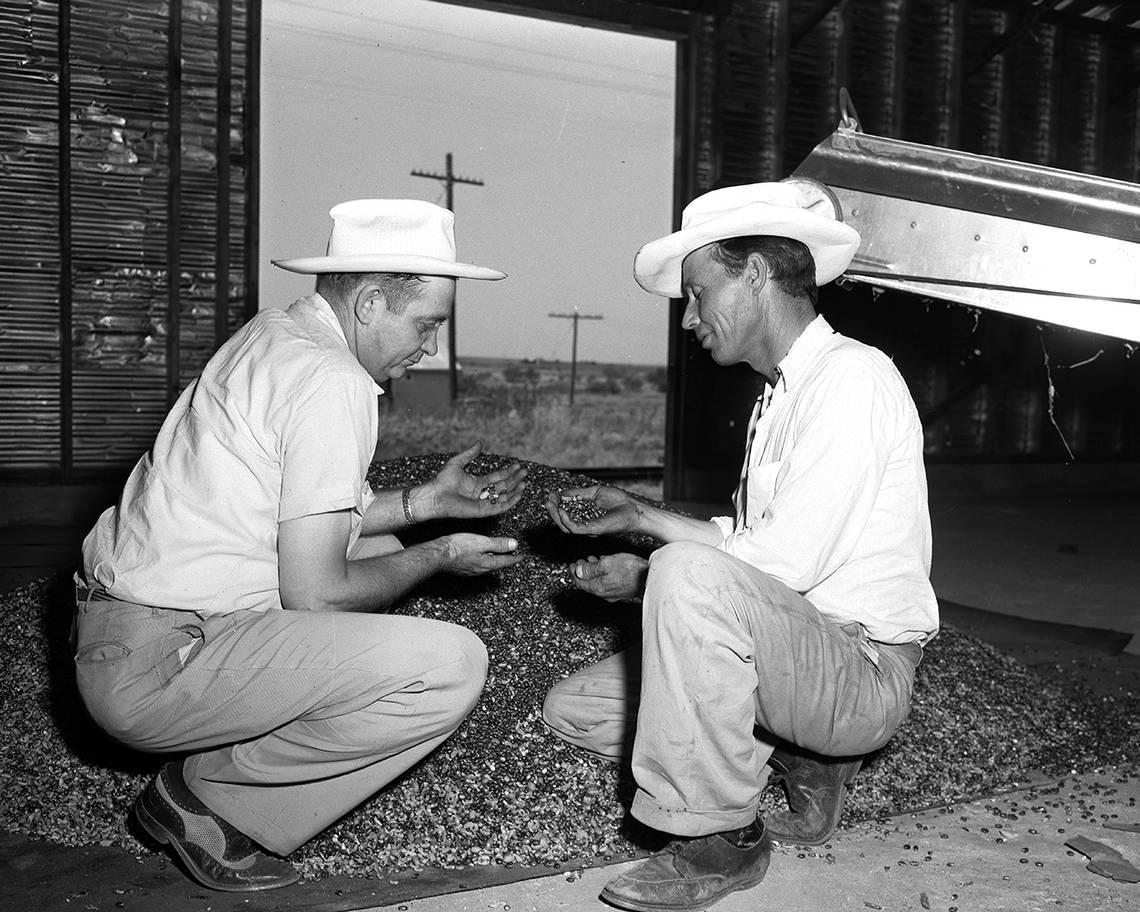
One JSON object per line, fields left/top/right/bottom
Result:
{"left": 543, "top": 180, "right": 939, "bottom": 912}
{"left": 75, "top": 199, "right": 527, "bottom": 892}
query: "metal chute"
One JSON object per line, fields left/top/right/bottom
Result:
{"left": 792, "top": 93, "right": 1140, "bottom": 343}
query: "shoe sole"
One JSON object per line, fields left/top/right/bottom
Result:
{"left": 599, "top": 856, "right": 771, "bottom": 912}
{"left": 134, "top": 798, "right": 299, "bottom": 892}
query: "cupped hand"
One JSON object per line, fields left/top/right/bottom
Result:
{"left": 442, "top": 532, "right": 522, "bottom": 576}
{"left": 568, "top": 553, "right": 648, "bottom": 601}
{"left": 426, "top": 441, "right": 528, "bottom": 520}
{"left": 545, "top": 485, "right": 643, "bottom": 536}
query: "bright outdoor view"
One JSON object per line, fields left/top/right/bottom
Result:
{"left": 260, "top": 0, "right": 676, "bottom": 473}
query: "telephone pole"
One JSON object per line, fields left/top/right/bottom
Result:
{"left": 548, "top": 308, "right": 603, "bottom": 405}
{"left": 411, "top": 153, "right": 484, "bottom": 404}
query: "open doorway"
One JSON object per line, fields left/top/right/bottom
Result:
{"left": 260, "top": 0, "right": 676, "bottom": 480}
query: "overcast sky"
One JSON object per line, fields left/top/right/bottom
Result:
{"left": 260, "top": 0, "right": 676, "bottom": 365}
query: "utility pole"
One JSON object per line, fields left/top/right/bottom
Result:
{"left": 548, "top": 308, "right": 603, "bottom": 405}
{"left": 411, "top": 153, "right": 484, "bottom": 404}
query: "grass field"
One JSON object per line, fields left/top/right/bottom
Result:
{"left": 376, "top": 357, "right": 667, "bottom": 473}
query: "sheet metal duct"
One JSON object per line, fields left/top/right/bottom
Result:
{"left": 792, "top": 97, "right": 1140, "bottom": 343}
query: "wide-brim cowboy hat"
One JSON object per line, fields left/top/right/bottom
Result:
{"left": 273, "top": 198, "right": 506, "bottom": 280}
{"left": 634, "top": 178, "right": 860, "bottom": 297}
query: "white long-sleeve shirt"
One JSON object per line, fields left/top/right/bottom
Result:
{"left": 710, "top": 315, "right": 938, "bottom": 645}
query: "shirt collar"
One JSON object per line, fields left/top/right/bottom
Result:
{"left": 306, "top": 292, "right": 350, "bottom": 345}
{"left": 291, "top": 292, "right": 384, "bottom": 396}
{"left": 771, "top": 314, "right": 835, "bottom": 392}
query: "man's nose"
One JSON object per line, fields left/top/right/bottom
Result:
{"left": 681, "top": 300, "right": 699, "bottom": 331}
{"left": 423, "top": 329, "right": 439, "bottom": 357}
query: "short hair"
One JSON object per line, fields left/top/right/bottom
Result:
{"left": 316, "top": 272, "right": 427, "bottom": 313}
{"left": 710, "top": 236, "right": 818, "bottom": 307}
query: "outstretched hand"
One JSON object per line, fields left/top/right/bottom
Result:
{"left": 568, "top": 553, "right": 648, "bottom": 601}
{"left": 545, "top": 484, "right": 643, "bottom": 537}
{"left": 425, "top": 441, "right": 527, "bottom": 520}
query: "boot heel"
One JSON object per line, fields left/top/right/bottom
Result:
{"left": 134, "top": 799, "right": 172, "bottom": 846}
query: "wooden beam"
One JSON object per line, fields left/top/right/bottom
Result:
{"left": 790, "top": 0, "right": 846, "bottom": 47}
{"left": 434, "top": 0, "right": 701, "bottom": 38}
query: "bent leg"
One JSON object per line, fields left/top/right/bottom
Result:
{"left": 77, "top": 602, "right": 486, "bottom": 855}
{"left": 185, "top": 611, "right": 486, "bottom": 854}
{"left": 631, "top": 542, "right": 915, "bottom": 838}
{"left": 542, "top": 649, "right": 641, "bottom": 761}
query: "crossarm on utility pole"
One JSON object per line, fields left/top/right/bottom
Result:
{"left": 548, "top": 309, "right": 604, "bottom": 405}
{"left": 411, "top": 153, "right": 485, "bottom": 404}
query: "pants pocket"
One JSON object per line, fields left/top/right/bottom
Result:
{"left": 75, "top": 640, "right": 131, "bottom": 664}
{"left": 156, "top": 624, "right": 205, "bottom": 686}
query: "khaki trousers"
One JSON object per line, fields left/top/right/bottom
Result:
{"left": 74, "top": 589, "right": 487, "bottom": 855}
{"left": 543, "top": 542, "right": 922, "bottom": 838}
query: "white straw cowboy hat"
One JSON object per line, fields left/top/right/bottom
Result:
{"left": 633, "top": 178, "right": 861, "bottom": 297}
{"left": 272, "top": 198, "right": 506, "bottom": 280}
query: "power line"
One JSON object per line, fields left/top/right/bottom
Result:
{"left": 548, "top": 308, "right": 603, "bottom": 405}
{"left": 411, "top": 153, "right": 485, "bottom": 404}
{"left": 269, "top": 0, "right": 672, "bottom": 91}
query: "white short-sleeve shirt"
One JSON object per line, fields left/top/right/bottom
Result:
{"left": 82, "top": 294, "right": 382, "bottom": 616}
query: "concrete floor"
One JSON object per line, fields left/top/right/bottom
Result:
{"left": 3, "top": 472, "right": 1140, "bottom": 911}
{"left": 927, "top": 486, "right": 1140, "bottom": 652}
{"left": 373, "top": 769, "right": 1140, "bottom": 912}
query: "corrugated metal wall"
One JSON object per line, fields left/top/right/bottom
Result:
{"left": 0, "top": 0, "right": 254, "bottom": 478}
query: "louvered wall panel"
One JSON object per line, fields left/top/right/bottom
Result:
{"left": 1007, "top": 23, "right": 1059, "bottom": 165}
{"left": 719, "top": 0, "right": 787, "bottom": 182}
{"left": 223, "top": 2, "right": 248, "bottom": 337}
{"left": 181, "top": 2, "right": 228, "bottom": 388}
{"left": 1056, "top": 28, "right": 1106, "bottom": 174}
{"left": 785, "top": 4, "right": 845, "bottom": 168}
{"left": 901, "top": 0, "right": 963, "bottom": 148}
{"left": 960, "top": 5, "right": 1009, "bottom": 157}
{"left": 847, "top": 0, "right": 907, "bottom": 137}
{"left": 0, "top": 0, "right": 61, "bottom": 469}
{"left": 69, "top": 0, "right": 171, "bottom": 469}
{"left": 1104, "top": 39, "right": 1140, "bottom": 182}
{"left": 691, "top": 15, "right": 720, "bottom": 193}
{"left": 1, "top": 0, "right": 251, "bottom": 478}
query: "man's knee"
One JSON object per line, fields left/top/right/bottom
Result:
{"left": 541, "top": 673, "right": 626, "bottom": 761}
{"left": 427, "top": 622, "right": 488, "bottom": 721}
{"left": 647, "top": 542, "right": 769, "bottom": 625}
{"left": 648, "top": 540, "right": 764, "bottom": 595}
{"left": 541, "top": 673, "right": 584, "bottom": 735}
{"left": 649, "top": 540, "right": 718, "bottom": 579}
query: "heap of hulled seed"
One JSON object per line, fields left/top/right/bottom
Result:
{"left": 1, "top": 451, "right": 1138, "bottom": 882}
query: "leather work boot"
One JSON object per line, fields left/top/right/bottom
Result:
{"left": 134, "top": 761, "right": 300, "bottom": 892}
{"left": 765, "top": 745, "right": 863, "bottom": 845}
{"left": 600, "top": 819, "right": 771, "bottom": 912}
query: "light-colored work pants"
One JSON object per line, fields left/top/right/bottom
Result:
{"left": 74, "top": 589, "right": 487, "bottom": 855}
{"left": 543, "top": 542, "right": 922, "bottom": 838}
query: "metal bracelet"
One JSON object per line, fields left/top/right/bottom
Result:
{"left": 402, "top": 485, "right": 416, "bottom": 525}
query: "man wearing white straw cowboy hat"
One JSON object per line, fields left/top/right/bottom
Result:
{"left": 75, "top": 199, "right": 527, "bottom": 892}
{"left": 544, "top": 180, "right": 938, "bottom": 912}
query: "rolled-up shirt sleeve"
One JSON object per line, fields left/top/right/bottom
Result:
{"left": 719, "top": 361, "right": 895, "bottom": 593}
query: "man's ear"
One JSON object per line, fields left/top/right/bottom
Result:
{"left": 354, "top": 282, "right": 384, "bottom": 324}
{"left": 745, "top": 252, "right": 768, "bottom": 293}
